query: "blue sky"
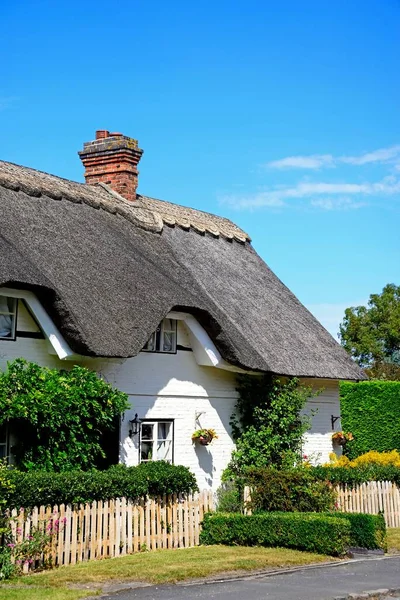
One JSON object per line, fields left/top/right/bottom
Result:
{"left": 1, "top": 0, "right": 399, "bottom": 338}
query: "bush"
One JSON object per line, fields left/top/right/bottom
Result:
{"left": 312, "top": 465, "right": 400, "bottom": 487}
{"left": 340, "top": 381, "right": 400, "bottom": 459}
{"left": 326, "top": 450, "right": 400, "bottom": 468}
{"left": 216, "top": 482, "right": 243, "bottom": 513}
{"left": 228, "top": 375, "right": 316, "bottom": 475}
{"left": 245, "top": 467, "right": 336, "bottom": 513}
{"left": 3, "top": 462, "right": 198, "bottom": 508}
{"left": 200, "top": 512, "right": 350, "bottom": 556}
{"left": 0, "top": 359, "right": 129, "bottom": 471}
{"left": 327, "top": 512, "right": 386, "bottom": 551}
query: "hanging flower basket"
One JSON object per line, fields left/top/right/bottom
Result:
{"left": 332, "top": 431, "right": 354, "bottom": 446}
{"left": 191, "top": 428, "right": 218, "bottom": 446}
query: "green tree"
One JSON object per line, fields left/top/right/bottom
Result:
{"left": 339, "top": 284, "right": 400, "bottom": 380}
{"left": 0, "top": 359, "right": 129, "bottom": 471}
{"left": 227, "top": 375, "right": 316, "bottom": 476}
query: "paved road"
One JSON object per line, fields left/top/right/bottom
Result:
{"left": 101, "top": 556, "right": 400, "bottom": 600}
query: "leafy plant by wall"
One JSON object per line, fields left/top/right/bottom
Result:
{"left": 226, "top": 374, "right": 317, "bottom": 475}
{"left": 0, "top": 359, "right": 130, "bottom": 471}
{"left": 340, "top": 381, "right": 400, "bottom": 459}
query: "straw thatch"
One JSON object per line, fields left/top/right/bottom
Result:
{"left": 0, "top": 159, "right": 364, "bottom": 380}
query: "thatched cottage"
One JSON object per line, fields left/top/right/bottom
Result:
{"left": 0, "top": 130, "right": 364, "bottom": 489}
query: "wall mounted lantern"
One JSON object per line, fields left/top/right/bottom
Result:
{"left": 129, "top": 413, "right": 141, "bottom": 437}
{"left": 331, "top": 415, "right": 341, "bottom": 431}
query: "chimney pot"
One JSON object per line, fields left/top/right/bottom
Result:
{"left": 79, "top": 130, "right": 143, "bottom": 202}
{"left": 96, "top": 130, "right": 110, "bottom": 140}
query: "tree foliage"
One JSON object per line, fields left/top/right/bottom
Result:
{"left": 339, "top": 284, "right": 400, "bottom": 379}
{"left": 227, "top": 374, "right": 316, "bottom": 475}
{"left": 0, "top": 359, "right": 129, "bottom": 471}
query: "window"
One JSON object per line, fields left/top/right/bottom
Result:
{"left": 0, "top": 297, "right": 17, "bottom": 340}
{"left": 139, "top": 421, "right": 173, "bottom": 463}
{"left": 142, "top": 319, "right": 177, "bottom": 353}
{"left": 0, "top": 423, "right": 8, "bottom": 460}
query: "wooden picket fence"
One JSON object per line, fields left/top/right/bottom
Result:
{"left": 244, "top": 481, "right": 400, "bottom": 527}
{"left": 9, "top": 491, "right": 214, "bottom": 571}
{"left": 336, "top": 481, "right": 400, "bottom": 528}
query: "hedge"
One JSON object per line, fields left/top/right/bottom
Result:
{"left": 312, "top": 464, "right": 400, "bottom": 487}
{"left": 244, "top": 467, "right": 336, "bottom": 512}
{"left": 340, "top": 381, "right": 400, "bottom": 459}
{"left": 326, "top": 512, "right": 386, "bottom": 551}
{"left": 3, "top": 462, "right": 198, "bottom": 508}
{"left": 200, "top": 512, "right": 351, "bottom": 556}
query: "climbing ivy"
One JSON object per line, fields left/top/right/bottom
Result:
{"left": 227, "top": 374, "right": 318, "bottom": 476}
{"left": 0, "top": 359, "right": 129, "bottom": 471}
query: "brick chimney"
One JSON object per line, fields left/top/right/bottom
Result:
{"left": 79, "top": 130, "right": 143, "bottom": 202}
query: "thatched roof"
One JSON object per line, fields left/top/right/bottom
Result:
{"left": 0, "top": 159, "right": 364, "bottom": 380}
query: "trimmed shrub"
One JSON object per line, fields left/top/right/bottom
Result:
{"left": 327, "top": 512, "right": 386, "bottom": 551}
{"left": 245, "top": 467, "right": 336, "bottom": 512}
{"left": 3, "top": 462, "right": 198, "bottom": 508}
{"left": 200, "top": 512, "right": 350, "bottom": 556}
{"left": 340, "top": 381, "right": 400, "bottom": 459}
{"left": 312, "top": 465, "right": 400, "bottom": 487}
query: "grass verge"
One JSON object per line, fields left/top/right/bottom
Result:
{"left": 387, "top": 528, "right": 400, "bottom": 553}
{"left": 0, "top": 545, "right": 336, "bottom": 600}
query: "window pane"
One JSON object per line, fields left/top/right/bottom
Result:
{"left": 141, "top": 442, "right": 153, "bottom": 461}
{"left": 162, "top": 319, "right": 176, "bottom": 352}
{"left": 0, "top": 445, "right": 5, "bottom": 459}
{"left": 158, "top": 422, "right": 171, "bottom": 441}
{"left": 143, "top": 332, "right": 156, "bottom": 351}
{"left": 0, "top": 297, "right": 14, "bottom": 338}
{"left": 157, "top": 440, "right": 172, "bottom": 461}
{"left": 141, "top": 424, "right": 154, "bottom": 441}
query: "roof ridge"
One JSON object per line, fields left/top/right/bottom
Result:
{"left": 0, "top": 159, "right": 250, "bottom": 242}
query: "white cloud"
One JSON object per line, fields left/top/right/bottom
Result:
{"left": 340, "top": 145, "right": 400, "bottom": 166}
{"left": 221, "top": 176, "right": 400, "bottom": 210}
{"left": 267, "top": 155, "right": 334, "bottom": 170}
{"left": 267, "top": 145, "right": 400, "bottom": 170}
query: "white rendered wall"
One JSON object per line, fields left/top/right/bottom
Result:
{"left": 0, "top": 303, "right": 339, "bottom": 488}
{"left": 301, "top": 378, "right": 340, "bottom": 464}
{"left": 82, "top": 322, "right": 239, "bottom": 491}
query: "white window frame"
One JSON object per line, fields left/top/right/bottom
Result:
{"left": 142, "top": 319, "right": 177, "bottom": 354}
{"left": 139, "top": 420, "right": 174, "bottom": 464}
{"left": 0, "top": 297, "right": 17, "bottom": 341}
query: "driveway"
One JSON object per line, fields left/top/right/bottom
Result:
{"left": 100, "top": 556, "right": 400, "bottom": 600}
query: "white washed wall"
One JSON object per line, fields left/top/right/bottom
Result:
{"left": 0, "top": 301, "right": 61, "bottom": 371}
{"left": 301, "top": 379, "right": 340, "bottom": 464}
{"left": 82, "top": 323, "right": 238, "bottom": 491}
{"left": 0, "top": 306, "right": 339, "bottom": 488}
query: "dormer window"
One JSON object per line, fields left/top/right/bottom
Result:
{"left": 0, "top": 296, "right": 17, "bottom": 340}
{"left": 143, "top": 318, "right": 177, "bottom": 354}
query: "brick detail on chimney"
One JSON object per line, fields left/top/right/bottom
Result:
{"left": 79, "top": 131, "right": 143, "bottom": 202}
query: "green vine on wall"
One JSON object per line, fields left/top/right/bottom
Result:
{"left": 0, "top": 359, "right": 129, "bottom": 471}
{"left": 226, "top": 374, "right": 319, "bottom": 476}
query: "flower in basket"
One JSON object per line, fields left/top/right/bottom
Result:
{"left": 332, "top": 431, "right": 354, "bottom": 446}
{"left": 191, "top": 428, "right": 218, "bottom": 446}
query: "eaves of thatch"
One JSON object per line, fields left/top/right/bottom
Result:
{"left": 0, "top": 159, "right": 365, "bottom": 380}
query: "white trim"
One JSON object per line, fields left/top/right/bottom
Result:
{"left": 0, "top": 288, "right": 74, "bottom": 360}
{"left": 167, "top": 311, "right": 250, "bottom": 374}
